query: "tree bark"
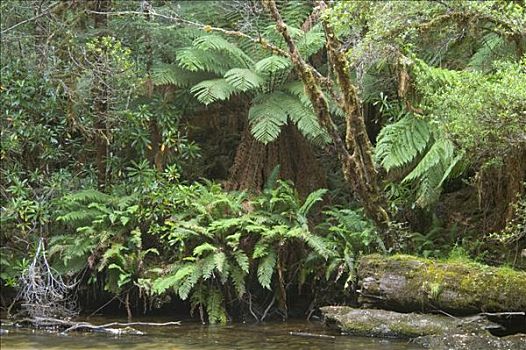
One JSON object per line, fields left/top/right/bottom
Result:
{"left": 142, "top": 0, "right": 164, "bottom": 171}
{"left": 226, "top": 124, "right": 327, "bottom": 197}
{"left": 93, "top": 0, "right": 110, "bottom": 190}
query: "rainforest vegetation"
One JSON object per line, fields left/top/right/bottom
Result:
{"left": 0, "top": 0, "right": 525, "bottom": 326}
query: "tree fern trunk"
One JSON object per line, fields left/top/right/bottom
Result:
{"left": 227, "top": 124, "right": 326, "bottom": 197}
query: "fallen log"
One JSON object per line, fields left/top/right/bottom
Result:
{"left": 357, "top": 254, "right": 526, "bottom": 314}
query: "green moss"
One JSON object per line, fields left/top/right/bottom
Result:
{"left": 358, "top": 254, "right": 526, "bottom": 313}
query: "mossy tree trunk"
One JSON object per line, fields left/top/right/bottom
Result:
{"left": 92, "top": 0, "right": 110, "bottom": 190}
{"left": 263, "top": 0, "right": 392, "bottom": 242}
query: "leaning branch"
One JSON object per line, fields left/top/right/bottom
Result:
{"left": 86, "top": 9, "right": 289, "bottom": 57}
{"left": 1, "top": 2, "right": 61, "bottom": 35}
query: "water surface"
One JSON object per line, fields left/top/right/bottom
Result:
{"left": 1, "top": 318, "right": 423, "bottom": 349}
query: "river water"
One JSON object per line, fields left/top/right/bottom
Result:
{"left": 1, "top": 318, "right": 423, "bottom": 350}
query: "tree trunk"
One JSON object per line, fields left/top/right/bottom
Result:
{"left": 357, "top": 254, "right": 526, "bottom": 314}
{"left": 142, "top": 0, "right": 164, "bottom": 171}
{"left": 92, "top": 0, "right": 110, "bottom": 190}
{"left": 226, "top": 124, "right": 327, "bottom": 197}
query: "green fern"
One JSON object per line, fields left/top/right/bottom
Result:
{"left": 152, "top": 63, "right": 212, "bottom": 87}
{"left": 257, "top": 250, "right": 277, "bottom": 290}
{"left": 254, "top": 55, "right": 292, "bottom": 75}
{"left": 190, "top": 79, "right": 235, "bottom": 105}
{"left": 375, "top": 114, "right": 431, "bottom": 172}
{"left": 248, "top": 92, "right": 289, "bottom": 143}
{"left": 224, "top": 68, "right": 264, "bottom": 92}
{"left": 375, "top": 113, "right": 463, "bottom": 207}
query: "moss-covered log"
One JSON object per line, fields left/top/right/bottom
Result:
{"left": 358, "top": 254, "right": 526, "bottom": 314}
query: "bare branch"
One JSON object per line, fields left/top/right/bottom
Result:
{"left": 1, "top": 2, "right": 61, "bottom": 35}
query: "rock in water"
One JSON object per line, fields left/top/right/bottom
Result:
{"left": 321, "top": 306, "right": 455, "bottom": 338}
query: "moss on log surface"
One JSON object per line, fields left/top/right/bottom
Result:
{"left": 320, "top": 306, "right": 457, "bottom": 338}
{"left": 358, "top": 254, "right": 526, "bottom": 314}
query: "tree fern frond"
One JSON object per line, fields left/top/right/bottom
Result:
{"left": 468, "top": 33, "right": 515, "bottom": 71}
{"left": 375, "top": 114, "right": 432, "bottom": 172}
{"left": 152, "top": 63, "right": 212, "bottom": 87}
{"left": 254, "top": 55, "right": 292, "bottom": 75}
{"left": 224, "top": 68, "right": 264, "bottom": 92}
{"left": 190, "top": 79, "right": 235, "bottom": 105}
{"left": 403, "top": 138, "right": 454, "bottom": 183}
{"left": 193, "top": 35, "right": 253, "bottom": 68}
{"left": 248, "top": 92, "right": 289, "bottom": 143}
{"left": 176, "top": 47, "right": 231, "bottom": 75}
{"left": 279, "top": 0, "right": 313, "bottom": 28}
{"left": 297, "top": 25, "right": 325, "bottom": 57}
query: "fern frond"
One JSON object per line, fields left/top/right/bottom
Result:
{"left": 230, "top": 266, "right": 247, "bottom": 298}
{"left": 193, "top": 35, "right": 253, "bottom": 68}
{"left": 152, "top": 63, "right": 212, "bottom": 87}
{"left": 375, "top": 114, "right": 432, "bottom": 172}
{"left": 257, "top": 250, "right": 277, "bottom": 289}
{"left": 299, "top": 189, "right": 327, "bottom": 216}
{"left": 62, "top": 189, "right": 111, "bottom": 204}
{"left": 176, "top": 47, "right": 231, "bottom": 75}
{"left": 224, "top": 68, "right": 264, "bottom": 92}
{"left": 190, "top": 79, "right": 235, "bottom": 105}
{"left": 403, "top": 138, "right": 454, "bottom": 183}
{"left": 206, "top": 287, "right": 227, "bottom": 324}
{"left": 279, "top": 0, "right": 313, "bottom": 28}
{"left": 254, "top": 55, "right": 292, "bottom": 75}
{"left": 233, "top": 251, "right": 249, "bottom": 273}
{"left": 193, "top": 242, "right": 217, "bottom": 257}
{"left": 248, "top": 92, "right": 289, "bottom": 143}
{"left": 297, "top": 24, "right": 325, "bottom": 57}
